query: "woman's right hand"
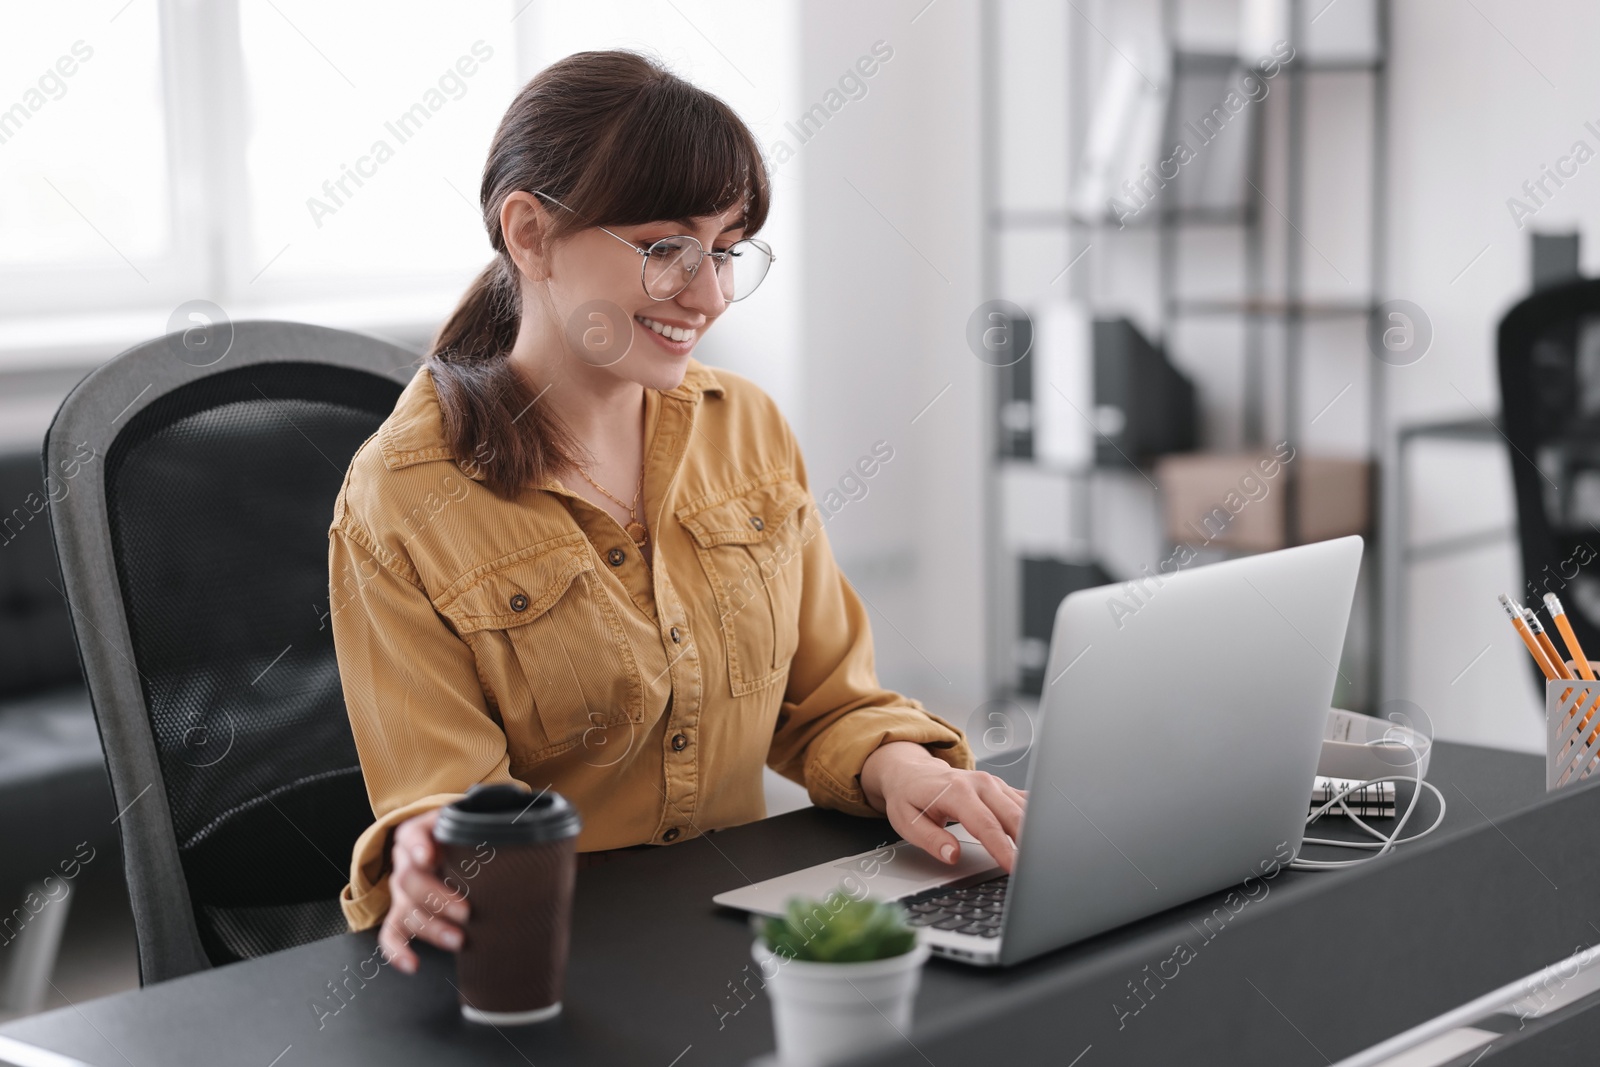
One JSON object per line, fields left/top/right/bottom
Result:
{"left": 378, "top": 808, "right": 470, "bottom": 974}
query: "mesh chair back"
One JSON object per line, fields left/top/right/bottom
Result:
{"left": 1499, "top": 278, "right": 1600, "bottom": 676}
{"left": 45, "top": 322, "right": 413, "bottom": 981}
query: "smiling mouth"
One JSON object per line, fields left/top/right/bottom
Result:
{"left": 635, "top": 315, "right": 698, "bottom": 345}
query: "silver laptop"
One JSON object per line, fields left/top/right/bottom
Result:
{"left": 714, "top": 535, "right": 1363, "bottom": 966}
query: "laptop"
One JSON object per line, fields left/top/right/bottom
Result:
{"left": 714, "top": 535, "right": 1363, "bottom": 966}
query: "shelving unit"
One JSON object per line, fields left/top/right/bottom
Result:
{"left": 979, "top": 0, "right": 1391, "bottom": 709}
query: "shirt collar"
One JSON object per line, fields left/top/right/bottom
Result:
{"left": 666, "top": 358, "right": 725, "bottom": 401}
{"left": 380, "top": 358, "right": 724, "bottom": 479}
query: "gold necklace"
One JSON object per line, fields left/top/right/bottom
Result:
{"left": 576, "top": 462, "right": 648, "bottom": 550}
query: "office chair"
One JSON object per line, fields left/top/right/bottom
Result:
{"left": 1499, "top": 277, "right": 1600, "bottom": 681}
{"left": 44, "top": 321, "right": 414, "bottom": 983}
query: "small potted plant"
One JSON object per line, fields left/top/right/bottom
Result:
{"left": 753, "top": 893, "right": 930, "bottom": 1065}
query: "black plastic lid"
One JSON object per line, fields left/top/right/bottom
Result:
{"left": 433, "top": 784, "right": 582, "bottom": 846}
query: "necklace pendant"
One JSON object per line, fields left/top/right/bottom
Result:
{"left": 625, "top": 521, "right": 649, "bottom": 547}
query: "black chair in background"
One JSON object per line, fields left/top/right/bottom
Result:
{"left": 1498, "top": 277, "right": 1600, "bottom": 677}
{"left": 45, "top": 321, "right": 414, "bottom": 983}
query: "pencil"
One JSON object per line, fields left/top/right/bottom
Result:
{"left": 1502, "top": 594, "right": 1557, "bottom": 680}
{"left": 1525, "top": 608, "right": 1574, "bottom": 681}
{"left": 1524, "top": 606, "right": 1584, "bottom": 741}
{"left": 1544, "top": 593, "right": 1595, "bottom": 680}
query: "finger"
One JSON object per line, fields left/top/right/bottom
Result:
{"left": 977, "top": 780, "right": 1026, "bottom": 843}
{"left": 394, "top": 815, "right": 438, "bottom": 870}
{"left": 945, "top": 788, "right": 1017, "bottom": 873}
{"left": 975, "top": 774, "right": 1024, "bottom": 830}
{"left": 986, "top": 775, "right": 1025, "bottom": 798}
{"left": 890, "top": 799, "right": 964, "bottom": 866}
{"left": 396, "top": 866, "right": 470, "bottom": 923}
{"left": 378, "top": 914, "right": 418, "bottom": 974}
{"left": 397, "top": 898, "right": 465, "bottom": 952}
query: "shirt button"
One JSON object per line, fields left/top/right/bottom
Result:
{"left": 672, "top": 733, "right": 688, "bottom": 751}
{"left": 509, "top": 593, "right": 529, "bottom": 612}
{"left": 607, "top": 547, "right": 626, "bottom": 567}
{"left": 669, "top": 626, "right": 681, "bottom": 643}
{"left": 749, "top": 516, "right": 765, "bottom": 531}
{"left": 662, "top": 827, "right": 681, "bottom": 842}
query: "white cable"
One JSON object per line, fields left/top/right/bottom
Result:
{"left": 1290, "top": 736, "right": 1446, "bottom": 870}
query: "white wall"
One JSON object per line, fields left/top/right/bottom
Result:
{"left": 794, "top": 0, "right": 988, "bottom": 724}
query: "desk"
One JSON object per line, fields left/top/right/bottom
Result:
{"left": 0, "top": 740, "right": 1572, "bottom": 1066}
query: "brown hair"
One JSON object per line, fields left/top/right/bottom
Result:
{"left": 427, "top": 50, "right": 771, "bottom": 497}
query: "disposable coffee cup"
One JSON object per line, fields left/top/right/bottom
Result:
{"left": 433, "top": 784, "right": 582, "bottom": 1025}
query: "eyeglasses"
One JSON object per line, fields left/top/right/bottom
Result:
{"left": 533, "top": 190, "right": 775, "bottom": 302}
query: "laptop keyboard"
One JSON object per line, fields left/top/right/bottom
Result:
{"left": 901, "top": 875, "right": 1008, "bottom": 938}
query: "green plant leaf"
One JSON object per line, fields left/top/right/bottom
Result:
{"left": 759, "top": 893, "right": 916, "bottom": 962}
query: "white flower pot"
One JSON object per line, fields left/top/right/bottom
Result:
{"left": 752, "top": 938, "right": 931, "bottom": 1066}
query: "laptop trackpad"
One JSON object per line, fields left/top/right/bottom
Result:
{"left": 831, "top": 827, "right": 1002, "bottom": 896}
{"left": 711, "top": 824, "right": 1005, "bottom": 915}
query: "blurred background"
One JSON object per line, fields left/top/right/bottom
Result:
{"left": 0, "top": 0, "right": 1587, "bottom": 1021}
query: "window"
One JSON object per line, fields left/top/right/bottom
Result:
{"left": 237, "top": 1, "right": 519, "bottom": 294}
{"left": 0, "top": 0, "right": 520, "bottom": 323}
{"left": 0, "top": 3, "right": 170, "bottom": 306}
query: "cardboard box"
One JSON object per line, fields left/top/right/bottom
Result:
{"left": 1154, "top": 450, "right": 1370, "bottom": 552}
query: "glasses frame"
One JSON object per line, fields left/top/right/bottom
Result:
{"left": 532, "top": 190, "right": 775, "bottom": 303}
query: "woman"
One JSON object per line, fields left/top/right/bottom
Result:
{"left": 328, "top": 49, "right": 1027, "bottom": 974}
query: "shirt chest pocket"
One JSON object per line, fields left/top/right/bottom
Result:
{"left": 437, "top": 538, "right": 646, "bottom": 760}
{"left": 678, "top": 474, "right": 812, "bottom": 697}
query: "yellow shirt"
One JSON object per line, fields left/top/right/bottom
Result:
{"left": 328, "top": 359, "right": 973, "bottom": 931}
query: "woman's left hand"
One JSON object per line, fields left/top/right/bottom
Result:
{"left": 859, "top": 741, "right": 1028, "bottom": 873}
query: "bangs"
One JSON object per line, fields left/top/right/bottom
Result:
{"left": 565, "top": 73, "right": 770, "bottom": 238}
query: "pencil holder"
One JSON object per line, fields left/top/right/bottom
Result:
{"left": 1545, "top": 670, "right": 1600, "bottom": 791}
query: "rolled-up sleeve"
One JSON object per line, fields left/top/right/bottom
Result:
{"left": 766, "top": 437, "right": 974, "bottom": 817}
{"left": 328, "top": 513, "right": 517, "bottom": 931}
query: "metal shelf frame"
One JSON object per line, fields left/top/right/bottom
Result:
{"left": 1380, "top": 415, "right": 1511, "bottom": 703}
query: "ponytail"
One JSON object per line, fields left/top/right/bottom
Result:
{"left": 425, "top": 257, "right": 582, "bottom": 497}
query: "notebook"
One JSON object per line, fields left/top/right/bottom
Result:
{"left": 1310, "top": 776, "right": 1396, "bottom": 819}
